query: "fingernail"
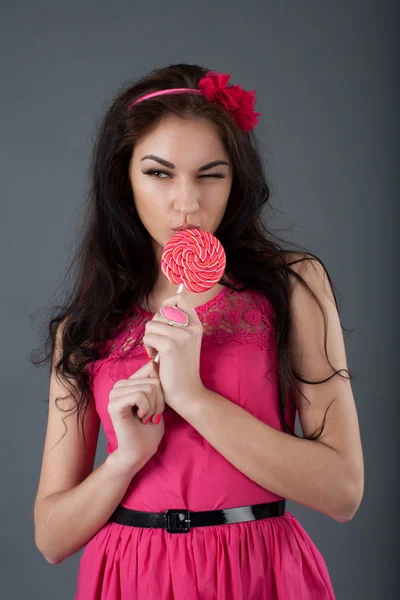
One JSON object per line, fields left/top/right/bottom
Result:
{"left": 144, "top": 416, "right": 151, "bottom": 424}
{"left": 154, "top": 414, "right": 162, "bottom": 424}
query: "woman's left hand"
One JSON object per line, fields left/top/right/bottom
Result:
{"left": 142, "top": 291, "right": 206, "bottom": 413}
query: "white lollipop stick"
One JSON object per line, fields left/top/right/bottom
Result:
{"left": 153, "top": 282, "right": 185, "bottom": 364}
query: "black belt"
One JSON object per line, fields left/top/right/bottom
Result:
{"left": 108, "top": 500, "right": 286, "bottom": 534}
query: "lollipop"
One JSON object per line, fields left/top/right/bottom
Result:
{"left": 161, "top": 228, "right": 226, "bottom": 292}
{"left": 153, "top": 228, "right": 226, "bottom": 363}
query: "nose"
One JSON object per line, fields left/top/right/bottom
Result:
{"left": 172, "top": 182, "right": 200, "bottom": 216}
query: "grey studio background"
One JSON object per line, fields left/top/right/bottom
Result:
{"left": 0, "top": 1, "right": 398, "bottom": 598}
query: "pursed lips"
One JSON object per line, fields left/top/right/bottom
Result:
{"left": 171, "top": 225, "right": 200, "bottom": 231}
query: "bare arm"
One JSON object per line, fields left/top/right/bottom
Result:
{"left": 34, "top": 451, "right": 147, "bottom": 564}
{"left": 176, "top": 256, "right": 364, "bottom": 522}
{"left": 33, "top": 318, "right": 152, "bottom": 564}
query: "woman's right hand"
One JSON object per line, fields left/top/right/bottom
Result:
{"left": 107, "top": 359, "right": 165, "bottom": 469}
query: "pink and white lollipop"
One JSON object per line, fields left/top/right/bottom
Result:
{"left": 161, "top": 228, "right": 226, "bottom": 292}
{"left": 153, "top": 228, "right": 226, "bottom": 363}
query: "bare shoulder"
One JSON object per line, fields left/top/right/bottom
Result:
{"left": 284, "top": 250, "right": 364, "bottom": 501}
{"left": 284, "top": 250, "right": 342, "bottom": 380}
{"left": 283, "top": 251, "right": 335, "bottom": 304}
{"left": 284, "top": 251, "right": 329, "bottom": 281}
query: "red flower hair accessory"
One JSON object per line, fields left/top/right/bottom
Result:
{"left": 127, "top": 70, "right": 262, "bottom": 133}
{"left": 198, "top": 71, "right": 262, "bottom": 133}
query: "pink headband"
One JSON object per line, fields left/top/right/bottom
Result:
{"left": 127, "top": 70, "right": 262, "bottom": 134}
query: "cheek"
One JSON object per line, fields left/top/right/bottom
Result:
{"left": 208, "top": 184, "right": 231, "bottom": 208}
{"left": 211, "top": 177, "right": 232, "bottom": 198}
{"left": 133, "top": 196, "right": 167, "bottom": 234}
{"left": 130, "top": 173, "right": 161, "bottom": 206}
{"left": 134, "top": 187, "right": 161, "bottom": 213}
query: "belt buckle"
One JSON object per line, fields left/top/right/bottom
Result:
{"left": 165, "top": 509, "right": 191, "bottom": 533}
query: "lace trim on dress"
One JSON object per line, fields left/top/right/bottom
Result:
{"left": 89, "top": 285, "right": 276, "bottom": 376}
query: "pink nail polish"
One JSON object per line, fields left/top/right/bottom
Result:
{"left": 154, "top": 414, "right": 161, "bottom": 424}
{"left": 144, "top": 416, "right": 151, "bottom": 424}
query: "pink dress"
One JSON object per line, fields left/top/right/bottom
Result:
{"left": 74, "top": 282, "right": 336, "bottom": 599}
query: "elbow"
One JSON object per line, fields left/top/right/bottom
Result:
{"left": 36, "top": 543, "right": 60, "bottom": 565}
{"left": 44, "top": 553, "right": 63, "bottom": 565}
{"left": 37, "top": 545, "right": 64, "bottom": 565}
{"left": 35, "top": 532, "right": 64, "bottom": 566}
{"left": 333, "top": 477, "right": 364, "bottom": 523}
{"left": 34, "top": 504, "right": 68, "bottom": 564}
{"left": 44, "top": 548, "right": 65, "bottom": 565}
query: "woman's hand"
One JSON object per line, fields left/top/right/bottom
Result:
{"left": 142, "top": 291, "right": 206, "bottom": 414}
{"left": 108, "top": 359, "right": 165, "bottom": 469}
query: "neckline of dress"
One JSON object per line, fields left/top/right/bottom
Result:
{"left": 135, "top": 282, "right": 231, "bottom": 317}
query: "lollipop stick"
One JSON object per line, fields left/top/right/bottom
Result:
{"left": 153, "top": 282, "right": 185, "bottom": 364}
{"left": 152, "top": 227, "right": 226, "bottom": 365}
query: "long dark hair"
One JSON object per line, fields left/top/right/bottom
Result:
{"left": 31, "top": 63, "right": 354, "bottom": 454}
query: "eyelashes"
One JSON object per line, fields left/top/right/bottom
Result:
{"left": 142, "top": 169, "right": 226, "bottom": 180}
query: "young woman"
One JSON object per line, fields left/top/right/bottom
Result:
{"left": 33, "top": 63, "right": 364, "bottom": 599}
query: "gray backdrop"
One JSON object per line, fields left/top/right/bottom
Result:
{"left": 1, "top": 0, "right": 398, "bottom": 598}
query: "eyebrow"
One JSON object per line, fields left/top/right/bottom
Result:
{"left": 141, "top": 154, "right": 230, "bottom": 172}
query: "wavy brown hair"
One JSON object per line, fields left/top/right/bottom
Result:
{"left": 30, "top": 62, "right": 354, "bottom": 455}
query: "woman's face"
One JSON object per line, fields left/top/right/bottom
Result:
{"left": 128, "top": 115, "right": 233, "bottom": 264}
